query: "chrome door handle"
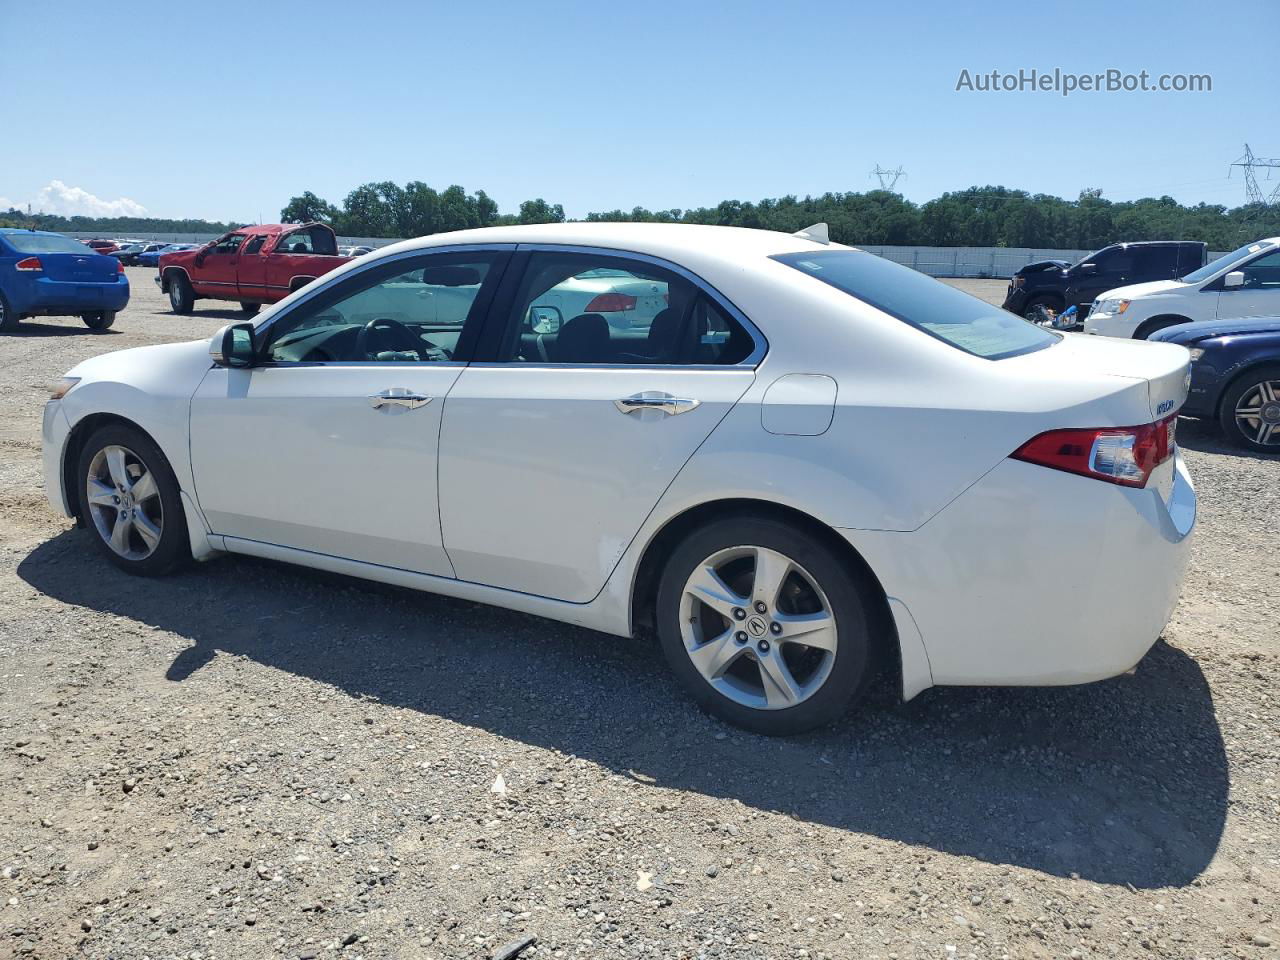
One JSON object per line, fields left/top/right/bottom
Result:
{"left": 368, "top": 388, "right": 433, "bottom": 410}
{"left": 614, "top": 392, "right": 701, "bottom": 416}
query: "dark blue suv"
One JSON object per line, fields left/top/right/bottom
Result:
{"left": 0, "top": 228, "right": 130, "bottom": 332}
{"left": 1151, "top": 316, "right": 1280, "bottom": 453}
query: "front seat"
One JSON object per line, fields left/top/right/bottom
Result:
{"left": 554, "top": 313, "right": 610, "bottom": 363}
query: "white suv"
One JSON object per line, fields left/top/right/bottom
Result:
{"left": 1084, "top": 237, "right": 1280, "bottom": 339}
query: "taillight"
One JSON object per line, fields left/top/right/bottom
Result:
{"left": 1012, "top": 415, "right": 1178, "bottom": 488}
{"left": 117, "top": 260, "right": 126, "bottom": 274}
{"left": 15, "top": 257, "right": 42, "bottom": 272}
{"left": 584, "top": 293, "right": 637, "bottom": 312}
{"left": 1012, "top": 276, "right": 1025, "bottom": 288}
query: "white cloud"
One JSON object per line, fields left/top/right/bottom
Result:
{"left": 34, "top": 180, "right": 147, "bottom": 218}
{"left": 0, "top": 196, "right": 14, "bottom": 211}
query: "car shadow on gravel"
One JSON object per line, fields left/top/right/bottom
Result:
{"left": 18, "top": 531, "right": 1228, "bottom": 890}
{"left": 2, "top": 322, "right": 122, "bottom": 337}
{"left": 1176, "top": 415, "right": 1280, "bottom": 460}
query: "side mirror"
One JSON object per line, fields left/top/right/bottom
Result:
{"left": 529, "top": 305, "right": 562, "bottom": 334}
{"left": 1223, "top": 270, "right": 1246, "bottom": 289}
{"left": 210, "top": 322, "right": 257, "bottom": 368}
{"left": 1076, "top": 262, "right": 1098, "bottom": 275}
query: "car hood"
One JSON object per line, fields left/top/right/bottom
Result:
{"left": 1151, "top": 315, "right": 1280, "bottom": 344}
{"left": 1096, "top": 279, "right": 1186, "bottom": 301}
{"left": 66, "top": 338, "right": 212, "bottom": 386}
{"left": 1013, "top": 259, "right": 1069, "bottom": 277}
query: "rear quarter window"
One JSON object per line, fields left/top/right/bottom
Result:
{"left": 773, "top": 250, "right": 1058, "bottom": 360}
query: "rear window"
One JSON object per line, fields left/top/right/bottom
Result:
{"left": 773, "top": 249, "right": 1058, "bottom": 360}
{"left": 4, "top": 233, "right": 99, "bottom": 255}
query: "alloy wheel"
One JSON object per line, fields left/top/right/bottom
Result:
{"left": 679, "top": 545, "right": 838, "bottom": 710}
{"left": 1234, "top": 379, "right": 1280, "bottom": 446}
{"left": 85, "top": 444, "right": 164, "bottom": 560}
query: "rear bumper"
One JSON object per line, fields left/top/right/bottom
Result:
{"left": 15, "top": 276, "right": 129, "bottom": 316}
{"left": 843, "top": 452, "right": 1196, "bottom": 688}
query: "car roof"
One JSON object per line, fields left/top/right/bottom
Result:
{"left": 391, "top": 221, "right": 839, "bottom": 262}
{"left": 0, "top": 228, "right": 69, "bottom": 238}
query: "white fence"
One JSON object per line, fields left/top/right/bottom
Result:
{"left": 61, "top": 232, "right": 1227, "bottom": 279}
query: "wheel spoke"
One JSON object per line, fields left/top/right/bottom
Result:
{"left": 757, "top": 653, "right": 802, "bottom": 707}
{"left": 1260, "top": 422, "right": 1279, "bottom": 445}
{"left": 130, "top": 470, "right": 158, "bottom": 503}
{"left": 1260, "top": 381, "right": 1278, "bottom": 404}
{"left": 110, "top": 515, "right": 132, "bottom": 553}
{"left": 774, "top": 610, "right": 837, "bottom": 652}
{"left": 750, "top": 547, "right": 792, "bottom": 610}
{"left": 1235, "top": 406, "right": 1261, "bottom": 418}
{"left": 687, "top": 631, "right": 746, "bottom": 682}
{"left": 86, "top": 479, "right": 118, "bottom": 508}
{"left": 105, "top": 447, "right": 131, "bottom": 490}
{"left": 133, "top": 513, "right": 162, "bottom": 551}
{"left": 685, "top": 565, "right": 746, "bottom": 620}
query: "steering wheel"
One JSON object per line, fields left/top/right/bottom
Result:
{"left": 355, "top": 317, "right": 423, "bottom": 360}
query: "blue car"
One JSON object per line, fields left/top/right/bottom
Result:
{"left": 138, "top": 243, "right": 195, "bottom": 268}
{"left": 1152, "top": 316, "right": 1280, "bottom": 453}
{"left": 0, "top": 228, "right": 130, "bottom": 332}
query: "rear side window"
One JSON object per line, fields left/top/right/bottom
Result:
{"left": 3, "top": 233, "right": 96, "bottom": 255}
{"left": 279, "top": 226, "right": 338, "bottom": 256}
{"left": 774, "top": 250, "right": 1058, "bottom": 360}
{"left": 243, "top": 235, "right": 267, "bottom": 255}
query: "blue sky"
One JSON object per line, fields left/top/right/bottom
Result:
{"left": 1, "top": 0, "right": 1275, "bottom": 222}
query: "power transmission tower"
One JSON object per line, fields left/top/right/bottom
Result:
{"left": 870, "top": 165, "right": 906, "bottom": 191}
{"left": 1229, "top": 144, "right": 1280, "bottom": 207}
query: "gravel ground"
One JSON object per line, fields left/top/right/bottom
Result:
{"left": 0, "top": 271, "right": 1277, "bottom": 960}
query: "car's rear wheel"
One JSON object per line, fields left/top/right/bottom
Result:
{"left": 167, "top": 272, "right": 194, "bottom": 314}
{"left": 77, "top": 424, "right": 191, "bottom": 576}
{"left": 1219, "top": 364, "right": 1280, "bottom": 453}
{"left": 82, "top": 311, "right": 115, "bottom": 331}
{"left": 239, "top": 302, "right": 260, "bottom": 316}
{"left": 655, "top": 516, "right": 878, "bottom": 735}
{"left": 0, "top": 291, "right": 16, "bottom": 332}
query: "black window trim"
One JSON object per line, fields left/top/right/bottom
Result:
{"left": 467, "top": 242, "right": 768, "bottom": 370}
{"left": 249, "top": 244, "right": 516, "bottom": 368}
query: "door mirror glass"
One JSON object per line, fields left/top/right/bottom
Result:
{"left": 210, "top": 322, "right": 257, "bottom": 368}
{"left": 529, "top": 305, "right": 562, "bottom": 334}
{"left": 1223, "top": 270, "right": 1246, "bottom": 289}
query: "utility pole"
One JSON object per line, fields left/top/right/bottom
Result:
{"left": 1229, "top": 144, "right": 1280, "bottom": 207}
{"left": 870, "top": 165, "right": 907, "bottom": 191}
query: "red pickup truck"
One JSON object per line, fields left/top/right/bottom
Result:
{"left": 156, "top": 222, "right": 350, "bottom": 315}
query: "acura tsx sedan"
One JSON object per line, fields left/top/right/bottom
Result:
{"left": 42, "top": 222, "right": 1197, "bottom": 734}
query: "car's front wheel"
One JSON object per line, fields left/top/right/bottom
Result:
{"left": 656, "top": 516, "right": 879, "bottom": 735}
{"left": 77, "top": 424, "right": 191, "bottom": 575}
{"left": 1220, "top": 364, "right": 1280, "bottom": 453}
{"left": 82, "top": 311, "right": 115, "bottom": 331}
{"left": 167, "top": 273, "right": 194, "bottom": 314}
{"left": 239, "top": 302, "right": 261, "bottom": 316}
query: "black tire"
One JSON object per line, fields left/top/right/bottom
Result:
{"left": 76, "top": 423, "right": 191, "bottom": 576}
{"left": 167, "top": 272, "right": 195, "bottom": 314}
{"left": 82, "top": 311, "right": 115, "bottom": 331}
{"left": 1022, "top": 296, "right": 1062, "bottom": 322}
{"left": 239, "top": 302, "right": 261, "bottom": 316}
{"left": 655, "top": 515, "right": 880, "bottom": 735}
{"left": 1218, "top": 364, "right": 1280, "bottom": 454}
{"left": 1133, "top": 316, "right": 1189, "bottom": 340}
{"left": 0, "top": 290, "right": 16, "bottom": 332}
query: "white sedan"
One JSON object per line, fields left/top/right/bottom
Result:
{"left": 42, "top": 222, "right": 1197, "bottom": 735}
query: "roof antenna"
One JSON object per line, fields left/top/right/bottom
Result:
{"left": 793, "top": 222, "right": 829, "bottom": 244}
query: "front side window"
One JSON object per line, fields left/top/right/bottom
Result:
{"left": 211, "top": 234, "right": 245, "bottom": 255}
{"left": 262, "top": 254, "right": 499, "bottom": 364}
{"left": 1237, "top": 249, "right": 1280, "bottom": 290}
{"left": 498, "top": 252, "right": 755, "bottom": 365}
{"left": 243, "top": 235, "right": 267, "bottom": 255}
{"left": 1182, "top": 240, "right": 1277, "bottom": 285}
{"left": 774, "top": 249, "right": 1058, "bottom": 360}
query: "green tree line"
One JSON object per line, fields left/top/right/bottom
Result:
{"left": 6, "top": 183, "right": 1278, "bottom": 250}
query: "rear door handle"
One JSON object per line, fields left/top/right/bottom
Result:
{"left": 368, "top": 388, "right": 433, "bottom": 410}
{"left": 614, "top": 392, "right": 701, "bottom": 416}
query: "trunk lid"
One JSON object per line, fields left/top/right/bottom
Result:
{"left": 39, "top": 252, "right": 120, "bottom": 284}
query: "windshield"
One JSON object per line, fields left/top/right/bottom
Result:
{"left": 4, "top": 232, "right": 102, "bottom": 255}
{"left": 1180, "top": 240, "right": 1276, "bottom": 285}
{"left": 774, "top": 249, "right": 1058, "bottom": 360}
{"left": 1068, "top": 245, "right": 1112, "bottom": 270}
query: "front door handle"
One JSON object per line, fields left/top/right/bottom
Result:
{"left": 368, "top": 388, "right": 433, "bottom": 410}
{"left": 614, "top": 392, "right": 701, "bottom": 416}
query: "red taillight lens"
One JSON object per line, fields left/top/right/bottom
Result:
{"left": 117, "top": 260, "right": 126, "bottom": 274}
{"left": 584, "top": 293, "right": 637, "bottom": 312}
{"left": 15, "top": 257, "right": 43, "bottom": 272}
{"left": 1012, "top": 415, "right": 1177, "bottom": 488}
